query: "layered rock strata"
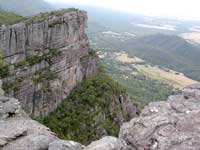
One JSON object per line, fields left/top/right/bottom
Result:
{"left": 0, "top": 9, "right": 98, "bottom": 116}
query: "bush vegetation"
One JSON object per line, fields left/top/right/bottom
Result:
{"left": 35, "top": 66, "right": 127, "bottom": 145}
{"left": 0, "top": 9, "right": 25, "bottom": 25}
{"left": 25, "top": 8, "right": 78, "bottom": 24}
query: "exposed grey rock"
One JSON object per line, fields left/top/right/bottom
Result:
{"left": 2, "top": 81, "right": 200, "bottom": 150}
{"left": 49, "top": 140, "right": 85, "bottom": 150}
{"left": 0, "top": 96, "right": 58, "bottom": 150}
{"left": 0, "top": 96, "right": 20, "bottom": 119}
{"left": 85, "top": 136, "right": 130, "bottom": 150}
{"left": 0, "top": 95, "right": 87, "bottom": 150}
{"left": 119, "top": 83, "right": 200, "bottom": 150}
{"left": 0, "top": 80, "right": 4, "bottom": 96}
{"left": 183, "top": 83, "right": 200, "bottom": 99}
{"left": 0, "top": 9, "right": 98, "bottom": 116}
{"left": 0, "top": 96, "right": 129, "bottom": 150}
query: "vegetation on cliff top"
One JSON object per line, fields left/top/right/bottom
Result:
{"left": 0, "top": 9, "right": 25, "bottom": 25}
{"left": 0, "top": 8, "right": 79, "bottom": 26}
{"left": 0, "top": 0, "right": 52, "bottom": 16}
{"left": 35, "top": 66, "right": 129, "bottom": 145}
{"left": 25, "top": 8, "right": 79, "bottom": 24}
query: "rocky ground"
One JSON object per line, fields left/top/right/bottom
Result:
{"left": 1, "top": 81, "right": 200, "bottom": 150}
{"left": 120, "top": 83, "right": 200, "bottom": 150}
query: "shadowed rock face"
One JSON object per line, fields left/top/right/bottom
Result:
{"left": 119, "top": 83, "right": 200, "bottom": 150}
{"left": 0, "top": 9, "right": 98, "bottom": 116}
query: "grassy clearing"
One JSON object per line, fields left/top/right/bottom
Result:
{"left": 136, "top": 65, "right": 197, "bottom": 89}
{"left": 181, "top": 32, "right": 200, "bottom": 44}
{"left": 115, "top": 54, "right": 144, "bottom": 63}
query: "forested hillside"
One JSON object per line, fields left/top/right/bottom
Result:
{"left": 126, "top": 34, "right": 200, "bottom": 81}
{"left": 36, "top": 67, "right": 138, "bottom": 145}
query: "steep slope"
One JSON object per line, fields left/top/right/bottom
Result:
{"left": 126, "top": 34, "right": 200, "bottom": 81}
{"left": 0, "top": 0, "right": 52, "bottom": 16}
{"left": 0, "top": 9, "right": 98, "bottom": 116}
{"left": 0, "top": 92, "right": 129, "bottom": 150}
{"left": 38, "top": 68, "right": 138, "bottom": 144}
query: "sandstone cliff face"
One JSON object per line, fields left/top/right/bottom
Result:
{"left": 0, "top": 9, "right": 98, "bottom": 116}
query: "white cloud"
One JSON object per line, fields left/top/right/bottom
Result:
{"left": 45, "top": 0, "right": 200, "bottom": 19}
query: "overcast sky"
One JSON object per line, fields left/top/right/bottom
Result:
{"left": 45, "top": 0, "right": 200, "bottom": 19}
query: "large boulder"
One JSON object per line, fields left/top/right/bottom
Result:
{"left": 49, "top": 140, "right": 85, "bottom": 150}
{"left": 119, "top": 83, "right": 200, "bottom": 150}
{"left": 0, "top": 96, "right": 58, "bottom": 150}
{"left": 84, "top": 136, "right": 130, "bottom": 150}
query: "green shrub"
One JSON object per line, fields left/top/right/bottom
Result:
{"left": 25, "top": 8, "right": 78, "bottom": 25}
{"left": 0, "top": 65, "right": 9, "bottom": 78}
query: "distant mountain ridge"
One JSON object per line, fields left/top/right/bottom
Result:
{"left": 126, "top": 34, "right": 200, "bottom": 81}
{"left": 0, "top": 0, "right": 52, "bottom": 16}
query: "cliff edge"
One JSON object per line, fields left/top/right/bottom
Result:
{"left": 119, "top": 83, "right": 200, "bottom": 149}
{"left": 0, "top": 81, "right": 129, "bottom": 150}
{"left": 0, "top": 9, "right": 98, "bottom": 116}
{"left": 1, "top": 81, "right": 200, "bottom": 149}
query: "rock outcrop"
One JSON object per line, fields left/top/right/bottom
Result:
{"left": 119, "top": 83, "right": 200, "bottom": 150}
{"left": 0, "top": 94, "right": 129, "bottom": 150}
{"left": 1, "top": 80, "right": 200, "bottom": 150}
{"left": 0, "top": 94, "right": 83, "bottom": 150}
{"left": 0, "top": 9, "right": 98, "bottom": 116}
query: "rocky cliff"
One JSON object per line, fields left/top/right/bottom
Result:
{"left": 1, "top": 8, "right": 200, "bottom": 150}
{"left": 0, "top": 94, "right": 129, "bottom": 150}
{"left": 1, "top": 79, "right": 200, "bottom": 149}
{"left": 119, "top": 83, "right": 200, "bottom": 150}
{"left": 0, "top": 9, "right": 98, "bottom": 116}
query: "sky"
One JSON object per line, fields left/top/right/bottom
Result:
{"left": 45, "top": 0, "right": 200, "bottom": 20}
